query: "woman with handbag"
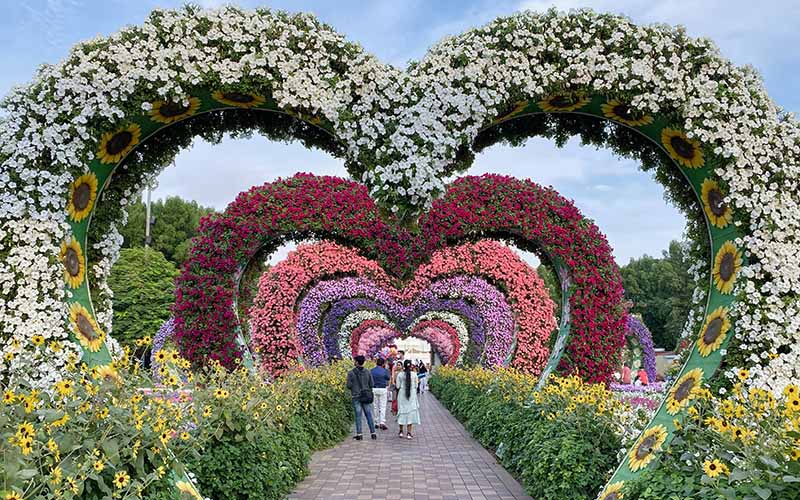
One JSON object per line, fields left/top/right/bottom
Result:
{"left": 395, "top": 360, "right": 421, "bottom": 439}
{"left": 346, "top": 355, "right": 377, "bottom": 440}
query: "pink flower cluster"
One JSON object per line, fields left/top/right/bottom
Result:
{"left": 175, "top": 173, "right": 624, "bottom": 383}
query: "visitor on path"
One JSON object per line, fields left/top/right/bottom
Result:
{"left": 417, "top": 361, "right": 428, "bottom": 393}
{"left": 371, "top": 358, "right": 391, "bottom": 430}
{"left": 396, "top": 359, "right": 420, "bottom": 439}
{"left": 346, "top": 355, "right": 377, "bottom": 441}
{"left": 390, "top": 351, "right": 405, "bottom": 402}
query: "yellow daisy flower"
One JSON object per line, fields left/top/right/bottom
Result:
{"left": 661, "top": 128, "right": 704, "bottom": 168}
{"left": 628, "top": 425, "right": 667, "bottom": 471}
{"left": 701, "top": 178, "right": 733, "bottom": 229}
{"left": 713, "top": 241, "right": 742, "bottom": 294}
{"left": 5, "top": 491, "right": 22, "bottom": 500}
{"left": 67, "top": 172, "right": 98, "bottom": 222}
{"left": 31, "top": 334, "right": 45, "bottom": 346}
{"left": 601, "top": 99, "right": 654, "bottom": 127}
{"left": 149, "top": 97, "right": 201, "bottom": 124}
{"left": 697, "top": 307, "right": 730, "bottom": 357}
{"left": 598, "top": 481, "right": 624, "bottom": 500}
{"left": 16, "top": 422, "right": 34, "bottom": 439}
{"left": 666, "top": 368, "right": 704, "bottom": 415}
{"left": 93, "top": 460, "right": 104, "bottom": 472}
{"left": 703, "top": 458, "right": 729, "bottom": 478}
{"left": 68, "top": 302, "right": 105, "bottom": 352}
{"left": 3, "top": 390, "right": 15, "bottom": 404}
{"left": 60, "top": 238, "right": 85, "bottom": 288}
{"left": 492, "top": 100, "right": 529, "bottom": 124}
{"left": 113, "top": 471, "right": 130, "bottom": 489}
{"left": 96, "top": 124, "right": 141, "bottom": 164}
{"left": 54, "top": 379, "right": 74, "bottom": 397}
{"left": 211, "top": 90, "right": 265, "bottom": 108}
{"left": 737, "top": 368, "right": 750, "bottom": 381}
{"left": 538, "top": 93, "right": 590, "bottom": 113}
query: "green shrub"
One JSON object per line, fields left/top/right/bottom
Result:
{"left": 430, "top": 366, "right": 623, "bottom": 500}
{"left": 108, "top": 247, "right": 179, "bottom": 351}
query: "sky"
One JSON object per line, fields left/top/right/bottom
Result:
{"left": 1, "top": 0, "right": 798, "bottom": 265}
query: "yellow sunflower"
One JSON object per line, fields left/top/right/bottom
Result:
{"left": 598, "top": 481, "right": 624, "bottom": 500}
{"left": 67, "top": 172, "right": 98, "bottom": 222}
{"left": 211, "top": 90, "right": 265, "bottom": 108}
{"left": 701, "top": 178, "right": 733, "bottom": 229}
{"left": 703, "top": 458, "right": 729, "bottom": 478}
{"left": 713, "top": 241, "right": 743, "bottom": 294}
{"left": 68, "top": 302, "right": 105, "bottom": 352}
{"left": 666, "top": 368, "right": 704, "bottom": 415}
{"left": 661, "top": 128, "right": 704, "bottom": 168}
{"left": 628, "top": 425, "right": 667, "bottom": 471}
{"left": 538, "top": 93, "right": 590, "bottom": 112}
{"left": 59, "top": 238, "right": 85, "bottom": 288}
{"left": 149, "top": 97, "right": 201, "bottom": 124}
{"left": 93, "top": 364, "right": 121, "bottom": 384}
{"left": 96, "top": 124, "right": 141, "bottom": 164}
{"left": 492, "top": 100, "right": 529, "bottom": 124}
{"left": 697, "top": 307, "right": 730, "bottom": 357}
{"left": 601, "top": 99, "right": 654, "bottom": 127}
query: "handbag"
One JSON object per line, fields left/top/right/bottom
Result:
{"left": 391, "top": 397, "right": 398, "bottom": 414}
{"left": 354, "top": 369, "right": 374, "bottom": 404}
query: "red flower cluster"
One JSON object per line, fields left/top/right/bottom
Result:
{"left": 174, "top": 173, "right": 625, "bottom": 382}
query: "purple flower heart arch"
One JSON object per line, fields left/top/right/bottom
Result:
{"left": 174, "top": 173, "right": 624, "bottom": 383}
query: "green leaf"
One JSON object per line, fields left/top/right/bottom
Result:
{"left": 752, "top": 485, "right": 772, "bottom": 499}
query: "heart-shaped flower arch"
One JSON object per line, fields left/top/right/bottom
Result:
{"left": 1, "top": 5, "right": 797, "bottom": 490}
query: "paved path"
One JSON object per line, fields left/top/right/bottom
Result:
{"left": 287, "top": 392, "right": 533, "bottom": 500}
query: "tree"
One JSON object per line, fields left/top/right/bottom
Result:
{"left": 620, "top": 240, "right": 693, "bottom": 350}
{"left": 119, "top": 196, "right": 215, "bottom": 265}
{"left": 108, "top": 247, "right": 179, "bottom": 350}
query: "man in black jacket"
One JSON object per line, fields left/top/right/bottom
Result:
{"left": 346, "top": 355, "right": 377, "bottom": 440}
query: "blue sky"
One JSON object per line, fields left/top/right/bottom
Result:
{"left": 2, "top": 0, "right": 798, "bottom": 264}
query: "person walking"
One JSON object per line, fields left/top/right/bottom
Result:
{"left": 395, "top": 359, "right": 420, "bottom": 439}
{"left": 346, "top": 355, "right": 377, "bottom": 441}
{"left": 417, "top": 361, "right": 428, "bottom": 393}
{"left": 371, "top": 358, "right": 391, "bottom": 430}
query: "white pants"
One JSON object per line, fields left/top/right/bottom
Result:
{"left": 372, "top": 388, "right": 388, "bottom": 425}
{"left": 419, "top": 376, "right": 428, "bottom": 392}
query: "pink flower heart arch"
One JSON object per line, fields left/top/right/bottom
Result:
{"left": 3, "top": 5, "right": 798, "bottom": 491}
{"left": 247, "top": 239, "right": 557, "bottom": 375}
{"left": 174, "top": 173, "right": 624, "bottom": 384}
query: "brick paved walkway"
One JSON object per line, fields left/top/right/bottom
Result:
{"left": 287, "top": 392, "right": 533, "bottom": 500}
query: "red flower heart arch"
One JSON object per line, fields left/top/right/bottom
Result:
{"left": 174, "top": 173, "right": 626, "bottom": 383}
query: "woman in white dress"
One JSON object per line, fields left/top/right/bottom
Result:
{"left": 395, "top": 359, "right": 420, "bottom": 439}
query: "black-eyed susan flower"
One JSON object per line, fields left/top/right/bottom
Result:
{"left": 628, "top": 424, "right": 667, "bottom": 471}
{"left": 538, "top": 93, "right": 590, "bottom": 112}
{"left": 5, "top": 490, "right": 23, "bottom": 500}
{"left": 68, "top": 303, "right": 105, "bottom": 352}
{"left": 784, "top": 384, "right": 798, "bottom": 398}
{"left": 16, "top": 422, "right": 34, "bottom": 439}
{"left": 212, "top": 90, "right": 265, "bottom": 108}
{"left": 701, "top": 178, "right": 732, "bottom": 229}
{"left": 703, "top": 458, "right": 729, "bottom": 478}
{"left": 598, "top": 481, "right": 624, "bottom": 500}
{"left": 697, "top": 306, "right": 730, "bottom": 357}
{"left": 737, "top": 368, "right": 750, "bottom": 381}
{"left": 661, "top": 128, "right": 704, "bottom": 168}
{"left": 67, "top": 172, "right": 97, "bottom": 222}
{"left": 113, "top": 470, "right": 130, "bottom": 489}
{"left": 3, "top": 389, "right": 14, "bottom": 404}
{"left": 96, "top": 124, "right": 141, "bottom": 164}
{"left": 31, "top": 334, "right": 45, "bottom": 347}
{"left": 149, "top": 97, "right": 201, "bottom": 124}
{"left": 713, "top": 241, "right": 742, "bottom": 294}
{"left": 93, "top": 460, "right": 104, "bottom": 472}
{"left": 601, "top": 99, "right": 654, "bottom": 127}
{"left": 54, "top": 379, "right": 74, "bottom": 397}
{"left": 492, "top": 100, "right": 529, "bottom": 124}
{"left": 666, "top": 368, "right": 704, "bottom": 415}
{"left": 60, "top": 238, "right": 85, "bottom": 289}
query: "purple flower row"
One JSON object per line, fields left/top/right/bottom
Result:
{"left": 626, "top": 316, "right": 657, "bottom": 381}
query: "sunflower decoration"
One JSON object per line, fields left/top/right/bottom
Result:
{"left": 628, "top": 424, "right": 667, "bottom": 471}
{"left": 697, "top": 307, "right": 730, "bottom": 357}
{"left": 601, "top": 99, "right": 654, "bottom": 127}
{"left": 492, "top": 100, "right": 529, "bottom": 124}
{"left": 666, "top": 367, "right": 704, "bottom": 415}
{"left": 67, "top": 172, "right": 98, "bottom": 222}
{"left": 176, "top": 480, "right": 202, "bottom": 500}
{"left": 59, "top": 238, "right": 85, "bottom": 289}
{"left": 149, "top": 96, "right": 201, "bottom": 124}
{"left": 661, "top": 128, "right": 704, "bottom": 168}
{"left": 68, "top": 302, "right": 105, "bottom": 352}
{"left": 713, "top": 241, "right": 743, "bottom": 294}
{"left": 538, "top": 93, "right": 590, "bottom": 113}
{"left": 93, "top": 364, "right": 121, "bottom": 384}
{"left": 701, "top": 178, "right": 733, "bottom": 229}
{"left": 212, "top": 90, "right": 266, "bottom": 108}
{"left": 96, "top": 124, "right": 141, "bottom": 165}
{"left": 598, "top": 481, "right": 625, "bottom": 500}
